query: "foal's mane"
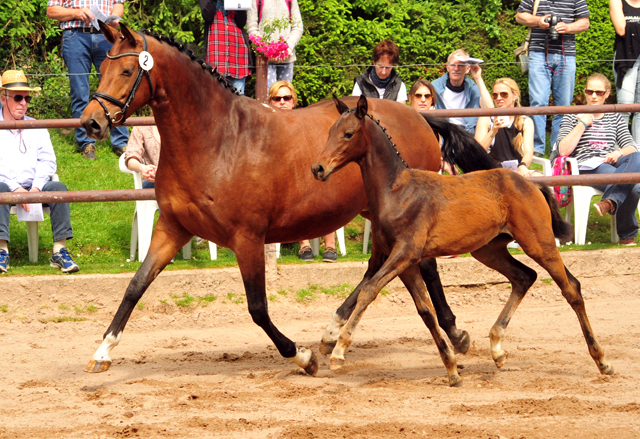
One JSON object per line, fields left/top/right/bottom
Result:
{"left": 140, "top": 29, "right": 241, "bottom": 96}
{"left": 358, "top": 111, "right": 409, "bottom": 169}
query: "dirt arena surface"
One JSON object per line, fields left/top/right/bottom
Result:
{"left": 1, "top": 249, "right": 640, "bottom": 438}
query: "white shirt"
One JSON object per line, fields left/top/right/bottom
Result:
{"left": 441, "top": 87, "right": 467, "bottom": 127}
{"left": 352, "top": 82, "right": 408, "bottom": 102}
{"left": 0, "top": 112, "right": 57, "bottom": 192}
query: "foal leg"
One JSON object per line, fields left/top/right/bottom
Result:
{"left": 400, "top": 264, "right": 461, "bottom": 387}
{"left": 233, "top": 234, "right": 318, "bottom": 375}
{"left": 85, "top": 217, "right": 191, "bottom": 373}
{"left": 471, "top": 239, "right": 537, "bottom": 369}
{"left": 420, "top": 258, "right": 471, "bottom": 354}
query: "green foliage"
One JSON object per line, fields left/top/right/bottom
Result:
{"left": 172, "top": 292, "right": 195, "bottom": 307}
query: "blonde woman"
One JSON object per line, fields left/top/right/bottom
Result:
{"left": 474, "top": 77, "right": 536, "bottom": 177}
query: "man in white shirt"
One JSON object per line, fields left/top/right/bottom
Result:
{"left": 0, "top": 70, "right": 79, "bottom": 273}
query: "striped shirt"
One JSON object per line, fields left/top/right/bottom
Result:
{"left": 518, "top": 0, "right": 589, "bottom": 56}
{"left": 556, "top": 113, "right": 638, "bottom": 165}
{"left": 47, "top": 0, "right": 124, "bottom": 30}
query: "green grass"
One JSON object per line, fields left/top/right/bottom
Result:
{"left": 172, "top": 293, "right": 195, "bottom": 307}
{"left": 1, "top": 305, "right": 8, "bottom": 313}
{"left": 38, "top": 316, "right": 87, "bottom": 324}
{"left": 1, "top": 131, "right": 635, "bottom": 276}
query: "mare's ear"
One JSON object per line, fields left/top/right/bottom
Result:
{"left": 331, "top": 93, "right": 350, "bottom": 115}
{"left": 99, "top": 21, "right": 120, "bottom": 44}
{"left": 119, "top": 22, "right": 137, "bottom": 46}
{"left": 355, "top": 95, "right": 368, "bottom": 120}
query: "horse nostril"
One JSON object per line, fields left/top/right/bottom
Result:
{"left": 90, "top": 119, "right": 102, "bottom": 131}
{"left": 313, "top": 164, "right": 325, "bottom": 180}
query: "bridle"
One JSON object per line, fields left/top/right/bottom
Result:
{"left": 92, "top": 31, "right": 154, "bottom": 127}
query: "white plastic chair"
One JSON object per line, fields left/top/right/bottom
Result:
{"left": 8, "top": 174, "right": 58, "bottom": 262}
{"left": 275, "top": 227, "right": 347, "bottom": 258}
{"left": 119, "top": 154, "right": 217, "bottom": 262}
{"left": 532, "top": 155, "right": 619, "bottom": 245}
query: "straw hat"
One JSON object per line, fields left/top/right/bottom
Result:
{"left": 0, "top": 70, "right": 41, "bottom": 91}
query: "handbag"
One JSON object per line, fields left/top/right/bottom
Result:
{"left": 514, "top": 0, "right": 541, "bottom": 74}
{"left": 552, "top": 156, "right": 573, "bottom": 208}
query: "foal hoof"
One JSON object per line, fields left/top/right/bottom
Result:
{"left": 449, "top": 373, "right": 463, "bottom": 387}
{"left": 319, "top": 339, "right": 336, "bottom": 356}
{"left": 303, "top": 351, "right": 319, "bottom": 376}
{"left": 330, "top": 358, "right": 344, "bottom": 371}
{"left": 453, "top": 331, "right": 471, "bottom": 355}
{"left": 84, "top": 359, "right": 111, "bottom": 373}
{"left": 494, "top": 352, "right": 507, "bottom": 369}
{"left": 600, "top": 362, "right": 614, "bottom": 376}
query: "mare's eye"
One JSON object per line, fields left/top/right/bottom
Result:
{"left": 344, "top": 132, "right": 354, "bottom": 139}
{"left": 122, "top": 69, "right": 134, "bottom": 76}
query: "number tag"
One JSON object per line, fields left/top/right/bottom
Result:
{"left": 139, "top": 51, "right": 154, "bottom": 71}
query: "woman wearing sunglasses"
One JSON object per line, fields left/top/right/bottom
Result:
{"left": 474, "top": 77, "right": 536, "bottom": 178}
{"left": 556, "top": 73, "right": 640, "bottom": 245}
{"left": 267, "top": 81, "right": 339, "bottom": 262}
{"left": 408, "top": 79, "right": 437, "bottom": 111}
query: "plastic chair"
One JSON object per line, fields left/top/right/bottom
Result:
{"left": 8, "top": 174, "right": 58, "bottom": 262}
{"left": 275, "top": 227, "right": 347, "bottom": 258}
{"left": 119, "top": 154, "right": 217, "bottom": 261}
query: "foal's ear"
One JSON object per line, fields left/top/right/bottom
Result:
{"left": 119, "top": 22, "right": 138, "bottom": 46}
{"left": 331, "top": 93, "right": 350, "bottom": 115}
{"left": 99, "top": 21, "right": 119, "bottom": 44}
{"left": 355, "top": 95, "right": 368, "bottom": 120}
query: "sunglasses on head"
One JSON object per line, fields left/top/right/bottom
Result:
{"left": 585, "top": 89, "right": 607, "bottom": 97}
{"left": 492, "top": 91, "right": 510, "bottom": 100}
{"left": 5, "top": 93, "right": 32, "bottom": 104}
{"left": 271, "top": 95, "right": 293, "bottom": 102}
{"left": 414, "top": 93, "right": 432, "bottom": 100}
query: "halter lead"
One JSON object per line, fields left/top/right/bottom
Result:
{"left": 92, "top": 31, "right": 155, "bottom": 127}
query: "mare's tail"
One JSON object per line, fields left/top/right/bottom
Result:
{"left": 536, "top": 183, "right": 573, "bottom": 241}
{"left": 422, "top": 113, "right": 500, "bottom": 173}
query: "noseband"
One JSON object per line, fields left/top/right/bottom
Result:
{"left": 92, "top": 31, "right": 155, "bottom": 127}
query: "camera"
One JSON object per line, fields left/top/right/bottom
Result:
{"left": 544, "top": 15, "right": 561, "bottom": 41}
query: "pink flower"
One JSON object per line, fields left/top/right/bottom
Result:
{"left": 250, "top": 35, "right": 290, "bottom": 60}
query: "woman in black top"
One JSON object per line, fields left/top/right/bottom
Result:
{"left": 352, "top": 39, "right": 407, "bottom": 104}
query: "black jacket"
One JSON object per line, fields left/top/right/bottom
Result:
{"left": 354, "top": 66, "right": 404, "bottom": 101}
{"left": 614, "top": 22, "right": 640, "bottom": 89}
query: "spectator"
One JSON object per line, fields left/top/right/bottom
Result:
{"left": 247, "top": 0, "right": 303, "bottom": 93}
{"left": 352, "top": 39, "right": 407, "bottom": 104}
{"left": 124, "top": 125, "right": 160, "bottom": 189}
{"left": 408, "top": 79, "right": 437, "bottom": 111}
{"left": 268, "top": 81, "right": 338, "bottom": 262}
{"left": 556, "top": 73, "right": 640, "bottom": 245}
{"left": 199, "top": 0, "right": 252, "bottom": 94}
{"left": 0, "top": 70, "right": 79, "bottom": 273}
{"left": 516, "top": 0, "right": 590, "bottom": 156}
{"left": 474, "top": 77, "right": 537, "bottom": 177}
{"left": 47, "top": 0, "right": 129, "bottom": 160}
{"left": 432, "top": 49, "right": 486, "bottom": 133}
{"left": 611, "top": 0, "right": 640, "bottom": 145}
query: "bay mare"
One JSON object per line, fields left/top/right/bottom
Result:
{"left": 311, "top": 96, "right": 613, "bottom": 385}
{"left": 79, "top": 23, "right": 496, "bottom": 374}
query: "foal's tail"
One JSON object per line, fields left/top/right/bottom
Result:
{"left": 536, "top": 183, "right": 573, "bottom": 241}
{"left": 422, "top": 113, "right": 500, "bottom": 174}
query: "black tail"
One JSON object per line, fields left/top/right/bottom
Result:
{"left": 536, "top": 183, "right": 573, "bottom": 241}
{"left": 422, "top": 113, "right": 500, "bottom": 173}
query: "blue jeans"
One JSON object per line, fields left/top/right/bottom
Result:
{"left": 267, "top": 62, "right": 294, "bottom": 92}
{"left": 581, "top": 152, "right": 640, "bottom": 240}
{"left": 614, "top": 56, "right": 640, "bottom": 145}
{"left": 528, "top": 51, "right": 577, "bottom": 155}
{"left": 62, "top": 29, "right": 129, "bottom": 151}
{"left": 226, "top": 76, "right": 246, "bottom": 95}
{"left": 0, "top": 181, "right": 74, "bottom": 243}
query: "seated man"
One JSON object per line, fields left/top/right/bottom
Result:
{"left": 0, "top": 70, "right": 79, "bottom": 273}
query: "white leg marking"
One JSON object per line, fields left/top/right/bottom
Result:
{"left": 322, "top": 311, "right": 346, "bottom": 344}
{"left": 91, "top": 332, "right": 122, "bottom": 362}
{"left": 292, "top": 346, "right": 312, "bottom": 369}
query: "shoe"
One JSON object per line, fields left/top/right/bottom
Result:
{"left": 534, "top": 152, "right": 544, "bottom": 158}
{"left": 620, "top": 238, "right": 637, "bottom": 246}
{"left": 594, "top": 199, "right": 615, "bottom": 216}
{"left": 298, "top": 246, "right": 313, "bottom": 261}
{"left": 0, "top": 250, "right": 9, "bottom": 273}
{"left": 323, "top": 247, "right": 338, "bottom": 263}
{"left": 50, "top": 248, "right": 80, "bottom": 273}
{"left": 112, "top": 145, "right": 125, "bottom": 157}
{"left": 82, "top": 144, "right": 96, "bottom": 160}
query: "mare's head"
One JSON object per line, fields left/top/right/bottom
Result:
{"left": 312, "top": 95, "right": 369, "bottom": 181}
{"left": 80, "top": 23, "right": 158, "bottom": 140}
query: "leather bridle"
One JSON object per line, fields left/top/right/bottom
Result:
{"left": 92, "top": 31, "right": 154, "bottom": 127}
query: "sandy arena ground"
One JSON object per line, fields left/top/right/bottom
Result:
{"left": 1, "top": 250, "right": 639, "bottom": 438}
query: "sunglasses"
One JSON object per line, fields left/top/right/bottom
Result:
{"left": 5, "top": 93, "right": 32, "bottom": 104}
{"left": 271, "top": 95, "right": 293, "bottom": 102}
{"left": 492, "top": 92, "right": 510, "bottom": 100}
{"left": 585, "top": 89, "right": 607, "bottom": 97}
{"left": 414, "top": 93, "right": 432, "bottom": 100}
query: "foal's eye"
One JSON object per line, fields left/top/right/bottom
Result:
{"left": 344, "top": 132, "right": 354, "bottom": 139}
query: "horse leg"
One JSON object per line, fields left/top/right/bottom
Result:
{"left": 233, "top": 235, "right": 318, "bottom": 376}
{"left": 420, "top": 258, "right": 470, "bottom": 354}
{"left": 470, "top": 238, "right": 537, "bottom": 369}
{"left": 319, "top": 247, "right": 387, "bottom": 355}
{"left": 85, "top": 217, "right": 192, "bottom": 373}
{"left": 399, "top": 264, "right": 461, "bottom": 387}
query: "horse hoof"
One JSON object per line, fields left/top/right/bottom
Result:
{"left": 84, "top": 359, "right": 111, "bottom": 373}
{"left": 453, "top": 331, "right": 471, "bottom": 355}
{"left": 600, "top": 363, "right": 614, "bottom": 376}
{"left": 319, "top": 340, "right": 336, "bottom": 356}
{"left": 330, "top": 358, "right": 344, "bottom": 371}
{"left": 449, "top": 374, "right": 463, "bottom": 387}
{"left": 494, "top": 352, "right": 507, "bottom": 369}
{"left": 303, "top": 351, "right": 319, "bottom": 376}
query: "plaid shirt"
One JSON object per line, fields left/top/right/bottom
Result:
{"left": 206, "top": 10, "right": 251, "bottom": 79}
{"left": 47, "top": 0, "right": 124, "bottom": 30}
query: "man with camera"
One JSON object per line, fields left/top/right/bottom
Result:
{"left": 516, "top": 0, "right": 590, "bottom": 156}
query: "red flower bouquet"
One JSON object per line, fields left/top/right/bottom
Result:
{"left": 249, "top": 35, "right": 290, "bottom": 61}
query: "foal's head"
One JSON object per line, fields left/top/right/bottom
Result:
{"left": 312, "top": 95, "right": 370, "bottom": 181}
